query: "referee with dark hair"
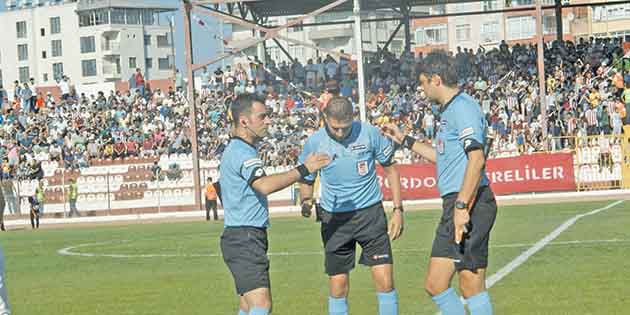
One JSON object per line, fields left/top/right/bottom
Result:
{"left": 299, "top": 97, "right": 404, "bottom": 315}
{"left": 218, "top": 94, "right": 331, "bottom": 315}
{"left": 383, "top": 50, "right": 497, "bottom": 315}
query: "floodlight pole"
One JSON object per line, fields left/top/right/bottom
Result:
{"left": 353, "top": 0, "right": 367, "bottom": 122}
{"left": 535, "top": 0, "right": 548, "bottom": 148}
{"left": 183, "top": 0, "right": 203, "bottom": 211}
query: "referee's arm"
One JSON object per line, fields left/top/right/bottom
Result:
{"left": 455, "top": 149, "right": 485, "bottom": 205}
{"left": 250, "top": 154, "right": 330, "bottom": 196}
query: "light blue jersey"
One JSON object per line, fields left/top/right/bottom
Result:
{"left": 299, "top": 121, "right": 395, "bottom": 212}
{"left": 219, "top": 137, "right": 269, "bottom": 228}
{"left": 435, "top": 92, "right": 489, "bottom": 197}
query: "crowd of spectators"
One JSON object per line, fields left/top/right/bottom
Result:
{"left": 1, "top": 36, "right": 630, "bottom": 179}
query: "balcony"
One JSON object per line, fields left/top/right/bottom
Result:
{"left": 309, "top": 25, "right": 353, "bottom": 41}
{"left": 103, "top": 65, "right": 121, "bottom": 80}
{"left": 102, "top": 42, "right": 120, "bottom": 55}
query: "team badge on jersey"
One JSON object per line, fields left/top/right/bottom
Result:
{"left": 437, "top": 139, "right": 445, "bottom": 154}
{"left": 357, "top": 160, "right": 369, "bottom": 176}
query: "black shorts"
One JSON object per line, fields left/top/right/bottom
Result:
{"left": 431, "top": 186, "right": 497, "bottom": 272}
{"left": 205, "top": 199, "right": 217, "bottom": 211}
{"left": 220, "top": 227, "right": 270, "bottom": 295}
{"left": 319, "top": 202, "right": 393, "bottom": 276}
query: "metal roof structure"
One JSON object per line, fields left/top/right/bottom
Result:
{"left": 242, "top": 0, "right": 472, "bottom": 17}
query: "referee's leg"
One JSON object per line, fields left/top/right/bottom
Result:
{"left": 0, "top": 248, "right": 11, "bottom": 315}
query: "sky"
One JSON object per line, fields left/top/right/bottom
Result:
{"left": 0, "top": 1, "right": 227, "bottom": 75}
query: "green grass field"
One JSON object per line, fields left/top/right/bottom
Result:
{"left": 2, "top": 200, "right": 629, "bottom": 314}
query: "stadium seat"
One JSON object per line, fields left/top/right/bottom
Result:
{"left": 172, "top": 189, "right": 182, "bottom": 197}
{"left": 129, "top": 165, "right": 137, "bottom": 173}
{"left": 144, "top": 191, "right": 153, "bottom": 198}
{"left": 162, "top": 189, "right": 173, "bottom": 197}
{"left": 96, "top": 193, "right": 107, "bottom": 201}
{"left": 87, "top": 194, "right": 97, "bottom": 202}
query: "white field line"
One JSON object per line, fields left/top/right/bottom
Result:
{"left": 57, "top": 238, "right": 630, "bottom": 259}
{"left": 485, "top": 199, "right": 625, "bottom": 288}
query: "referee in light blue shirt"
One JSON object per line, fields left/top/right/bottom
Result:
{"left": 218, "top": 94, "right": 330, "bottom": 315}
{"left": 383, "top": 50, "right": 497, "bottom": 315}
{"left": 299, "top": 97, "right": 404, "bottom": 315}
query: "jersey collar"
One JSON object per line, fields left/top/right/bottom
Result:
{"left": 325, "top": 121, "right": 361, "bottom": 144}
{"left": 230, "top": 136, "right": 257, "bottom": 150}
{"left": 439, "top": 90, "right": 463, "bottom": 114}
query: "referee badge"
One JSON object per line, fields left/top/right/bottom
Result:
{"left": 357, "top": 160, "right": 369, "bottom": 176}
{"left": 437, "top": 139, "right": 445, "bottom": 154}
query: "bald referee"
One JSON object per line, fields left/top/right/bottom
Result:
{"left": 218, "top": 94, "right": 331, "bottom": 315}
{"left": 299, "top": 97, "right": 404, "bottom": 315}
{"left": 383, "top": 51, "right": 497, "bottom": 315}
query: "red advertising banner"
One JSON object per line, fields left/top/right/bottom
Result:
{"left": 377, "top": 153, "right": 576, "bottom": 200}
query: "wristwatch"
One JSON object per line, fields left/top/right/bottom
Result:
{"left": 454, "top": 200, "right": 468, "bottom": 210}
{"left": 393, "top": 206, "right": 404, "bottom": 213}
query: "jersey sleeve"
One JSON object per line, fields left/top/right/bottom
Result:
{"left": 297, "top": 137, "right": 316, "bottom": 185}
{"left": 238, "top": 150, "right": 266, "bottom": 186}
{"left": 453, "top": 102, "right": 486, "bottom": 153}
{"left": 370, "top": 125, "right": 395, "bottom": 166}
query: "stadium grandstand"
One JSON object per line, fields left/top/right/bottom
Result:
{"left": 0, "top": 0, "right": 628, "bottom": 220}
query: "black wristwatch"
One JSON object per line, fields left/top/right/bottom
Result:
{"left": 393, "top": 206, "right": 404, "bottom": 213}
{"left": 454, "top": 200, "right": 468, "bottom": 210}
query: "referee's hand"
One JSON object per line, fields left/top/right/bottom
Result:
{"left": 388, "top": 210, "right": 404, "bottom": 241}
{"left": 381, "top": 123, "right": 404, "bottom": 144}
{"left": 304, "top": 153, "right": 332, "bottom": 173}
{"left": 301, "top": 199, "right": 314, "bottom": 218}
{"left": 454, "top": 208, "right": 470, "bottom": 244}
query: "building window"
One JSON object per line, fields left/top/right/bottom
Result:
{"left": 481, "top": 21, "right": 499, "bottom": 42}
{"left": 455, "top": 24, "right": 471, "bottom": 41}
{"left": 17, "top": 44, "right": 28, "bottom": 61}
{"left": 40, "top": 28, "right": 45, "bottom": 37}
{"left": 79, "top": 12, "right": 95, "bottom": 27}
{"left": 142, "top": 9, "right": 156, "bottom": 25}
{"left": 53, "top": 62, "right": 64, "bottom": 81}
{"left": 51, "top": 40, "right": 62, "bottom": 57}
{"left": 415, "top": 24, "right": 448, "bottom": 45}
{"left": 158, "top": 57, "right": 171, "bottom": 70}
{"left": 16, "top": 21, "right": 27, "bottom": 38}
{"left": 483, "top": 0, "right": 498, "bottom": 11}
{"left": 82, "top": 59, "right": 97, "bottom": 77}
{"left": 126, "top": 9, "right": 141, "bottom": 25}
{"left": 95, "top": 9, "right": 109, "bottom": 25}
{"left": 287, "top": 18, "right": 304, "bottom": 32}
{"left": 146, "top": 58, "right": 152, "bottom": 69}
{"left": 512, "top": 0, "right": 534, "bottom": 6}
{"left": 129, "top": 57, "right": 137, "bottom": 69}
{"left": 19, "top": 66, "right": 29, "bottom": 83}
{"left": 157, "top": 35, "right": 169, "bottom": 47}
{"left": 42, "top": 51, "right": 47, "bottom": 59}
{"left": 144, "top": 35, "right": 151, "bottom": 46}
{"left": 43, "top": 73, "right": 48, "bottom": 82}
{"left": 111, "top": 8, "right": 126, "bottom": 24}
{"left": 80, "top": 36, "right": 96, "bottom": 53}
{"left": 507, "top": 16, "right": 535, "bottom": 40}
{"left": 50, "top": 17, "right": 61, "bottom": 34}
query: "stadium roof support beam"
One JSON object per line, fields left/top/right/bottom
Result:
{"left": 378, "top": 22, "right": 403, "bottom": 59}
{"left": 182, "top": 0, "right": 203, "bottom": 212}
{"left": 272, "top": 38, "right": 296, "bottom": 64}
{"left": 353, "top": 0, "right": 367, "bottom": 122}
{"left": 400, "top": 1, "right": 412, "bottom": 53}
{"left": 555, "top": 0, "right": 563, "bottom": 42}
{"left": 535, "top": 0, "right": 548, "bottom": 146}
{"left": 190, "top": 2, "right": 353, "bottom": 70}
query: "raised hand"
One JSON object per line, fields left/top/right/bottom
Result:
{"left": 381, "top": 123, "right": 404, "bottom": 144}
{"left": 303, "top": 153, "right": 331, "bottom": 173}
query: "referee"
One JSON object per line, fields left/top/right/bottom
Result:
{"left": 299, "top": 97, "right": 404, "bottom": 315}
{"left": 383, "top": 51, "right": 497, "bottom": 315}
{"left": 218, "top": 94, "right": 330, "bottom": 315}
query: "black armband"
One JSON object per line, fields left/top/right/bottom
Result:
{"left": 402, "top": 135, "right": 416, "bottom": 150}
{"left": 296, "top": 164, "right": 310, "bottom": 179}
